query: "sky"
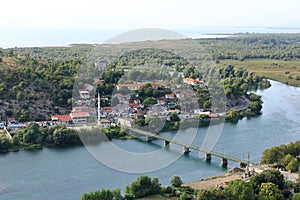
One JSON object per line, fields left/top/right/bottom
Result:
{"left": 1, "top": 0, "right": 300, "bottom": 47}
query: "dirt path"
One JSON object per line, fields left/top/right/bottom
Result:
{"left": 185, "top": 172, "right": 244, "bottom": 190}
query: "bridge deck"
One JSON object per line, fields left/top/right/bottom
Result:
{"left": 126, "top": 128, "right": 250, "bottom": 164}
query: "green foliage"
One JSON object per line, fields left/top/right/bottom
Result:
{"left": 170, "top": 176, "right": 183, "bottom": 188}
{"left": 12, "top": 124, "right": 81, "bottom": 148}
{"left": 170, "top": 112, "right": 180, "bottom": 122}
{"left": 81, "top": 188, "right": 123, "bottom": 200}
{"left": 249, "top": 101, "right": 262, "bottom": 114}
{"left": 125, "top": 176, "right": 161, "bottom": 198}
{"left": 286, "top": 158, "right": 300, "bottom": 172}
{"left": 197, "top": 188, "right": 226, "bottom": 200}
{"left": 250, "top": 170, "right": 285, "bottom": 193}
{"left": 142, "top": 97, "right": 157, "bottom": 106}
{"left": 225, "top": 179, "right": 255, "bottom": 200}
{"left": 226, "top": 109, "right": 241, "bottom": 122}
{"left": 258, "top": 182, "right": 284, "bottom": 200}
{"left": 249, "top": 93, "right": 262, "bottom": 102}
{"left": 261, "top": 141, "right": 300, "bottom": 172}
{"left": 52, "top": 126, "right": 80, "bottom": 146}
{"left": 261, "top": 146, "right": 285, "bottom": 165}
{"left": 293, "top": 193, "right": 300, "bottom": 200}
{"left": 0, "top": 135, "right": 12, "bottom": 150}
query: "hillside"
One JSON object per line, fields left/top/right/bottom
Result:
{"left": 1, "top": 33, "right": 299, "bottom": 121}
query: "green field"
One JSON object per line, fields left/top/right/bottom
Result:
{"left": 217, "top": 59, "right": 300, "bottom": 87}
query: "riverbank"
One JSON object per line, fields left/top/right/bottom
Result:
{"left": 185, "top": 167, "right": 245, "bottom": 190}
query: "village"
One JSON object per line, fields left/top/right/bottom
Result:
{"left": 48, "top": 77, "right": 218, "bottom": 130}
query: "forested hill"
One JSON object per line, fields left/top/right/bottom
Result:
{"left": 0, "top": 55, "right": 80, "bottom": 121}
{"left": 0, "top": 33, "right": 299, "bottom": 121}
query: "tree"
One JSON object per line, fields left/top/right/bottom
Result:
{"left": 293, "top": 193, "right": 300, "bottom": 200}
{"left": 81, "top": 188, "right": 123, "bottom": 200}
{"left": 111, "top": 97, "right": 120, "bottom": 106}
{"left": 258, "top": 182, "right": 284, "bottom": 200}
{"left": 249, "top": 93, "right": 261, "bottom": 102}
{"left": 228, "top": 109, "right": 240, "bottom": 121}
{"left": 280, "top": 154, "right": 294, "bottom": 167}
{"left": 261, "top": 147, "right": 285, "bottom": 165}
{"left": 125, "top": 176, "right": 161, "bottom": 198}
{"left": 23, "top": 123, "right": 42, "bottom": 144}
{"left": 225, "top": 179, "right": 255, "bottom": 200}
{"left": 197, "top": 188, "right": 225, "bottom": 200}
{"left": 286, "top": 158, "right": 299, "bottom": 172}
{"left": 180, "top": 192, "right": 192, "bottom": 200}
{"left": 0, "top": 135, "right": 12, "bottom": 149}
{"left": 170, "top": 176, "right": 182, "bottom": 188}
{"left": 250, "top": 170, "right": 285, "bottom": 193}
{"left": 142, "top": 97, "right": 157, "bottom": 106}
{"left": 170, "top": 112, "right": 180, "bottom": 122}
{"left": 52, "top": 126, "right": 80, "bottom": 146}
{"left": 249, "top": 102, "right": 262, "bottom": 114}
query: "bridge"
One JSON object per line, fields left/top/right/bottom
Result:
{"left": 125, "top": 127, "right": 251, "bottom": 167}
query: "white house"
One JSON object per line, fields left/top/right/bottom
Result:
{"left": 99, "top": 119, "right": 111, "bottom": 128}
{"left": 79, "top": 90, "right": 90, "bottom": 99}
{"left": 70, "top": 112, "right": 90, "bottom": 124}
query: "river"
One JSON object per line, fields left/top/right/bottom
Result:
{"left": 0, "top": 80, "right": 299, "bottom": 200}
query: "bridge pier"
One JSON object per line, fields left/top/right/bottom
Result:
{"left": 164, "top": 140, "right": 170, "bottom": 147}
{"left": 183, "top": 146, "right": 190, "bottom": 154}
{"left": 145, "top": 134, "right": 154, "bottom": 142}
{"left": 206, "top": 153, "right": 212, "bottom": 161}
{"left": 221, "top": 158, "right": 228, "bottom": 167}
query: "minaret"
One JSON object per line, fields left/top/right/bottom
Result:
{"left": 97, "top": 93, "right": 101, "bottom": 121}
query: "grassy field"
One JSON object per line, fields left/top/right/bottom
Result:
{"left": 217, "top": 59, "right": 300, "bottom": 87}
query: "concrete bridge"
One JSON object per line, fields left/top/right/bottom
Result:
{"left": 126, "top": 127, "right": 251, "bottom": 167}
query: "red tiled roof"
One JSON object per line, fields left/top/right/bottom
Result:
{"left": 51, "top": 114, "right": 72, "bottom": 122}
{"left": 99, "top": 119, "right": 111, "bottom": 123}
{"left": 94, "top": 78, "right": 104, "bottom": 83}
{"left": 72, "top": 106, "right": 89, "bottom": 112}
{"left": 165, "top": 94, "right": 175, "bottom": 97}
{"left": 70, "top": 112, "right": 90, "bottom": 118}
{"left": 114, "top": 93, "right": 123, "bottom": 97}
{"left": 117, "top": 83, "right": 145, "bottom": 87}
{"left": 84, "top": 83, "right": 93, "bottom": 89}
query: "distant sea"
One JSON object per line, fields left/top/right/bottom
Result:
{"left": 1, "top": 26, "right": 300, "bottom": 49}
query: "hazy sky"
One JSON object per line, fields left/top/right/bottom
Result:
{"left": 1, "top": 0, "right": 299, "bottom": 47}
{"left": 2, "top": 0, "right": 300, "bottom": 30}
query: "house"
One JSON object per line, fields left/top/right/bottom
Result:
{"left": 165, "top": 94, "right": 175, "bottom": 99}
{"left": 117, "top": 117, "right": 133, "bottom": 127}
{"left": 158, "top": 99, "right": 166, "bottom": 105}
{"left": 51, "top": 114, "right": 73, "bottom": 124}
{"left": 178, "top": 113, "right": 191, "bottom": 119}
{"left": 72, "top": 106, "right": 90, "bottom": 113}
{"left": 93, "top": 78, "right": 104, "bottom": 84}
{"left": 70, "top": 112, "right": 90, "bottom": 124}
{"left": 183, "top": 78, "right": 204, "bottom": 86}
{"left": 176, "top": 92, "right": 185, "bottom": 98}
{"left": 84, "top": 83, "right": 94, "bottom": 92}
{"left": 116, "top": 83, "right": 145, "bottom": 91}
{"left": 99, "top": 119, "right": 111, "bottom": 128}
{"left": 79, "top": 90, "right": 90, "bottom": 99}
{"left": 116, "top": 82, "right": 165, "bottom": 91}
{"left": 134, "top": 99, "right": 141, "bottom": 104}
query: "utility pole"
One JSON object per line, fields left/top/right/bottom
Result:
{"left": 247, "top": 150, "right": 250, "bottom": 175}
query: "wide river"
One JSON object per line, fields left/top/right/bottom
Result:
{"left": 0, "top": 80, "right": 300, "bottom": 200}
